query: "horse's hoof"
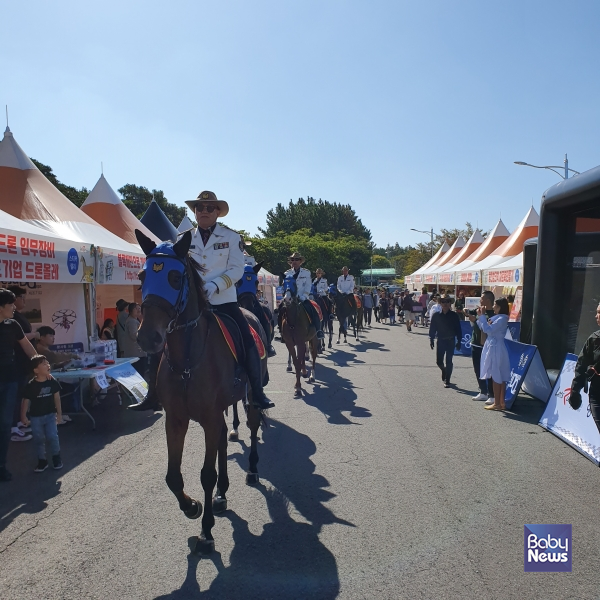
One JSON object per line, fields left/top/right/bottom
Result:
{"left": 228, "top": 430, "right": 239, "bottom": 441}
{"left": 294, "top": 389, "right": 302, "bottom": 398}
{"left": 309, "top": 376, "right": 315, "bottom": 383}
{"left": 212, "top": 496, "right": 227, "bottom": 514}
{"left": 246, "top": 472, "right": 260, "bottom": 485}
{"left": 184, "top": 499, "right": 203, "bottom": 520}
{"left": 194, "top": 535, "right": 215, "bottom": 555}
{"left": 286, "top": 366, "right": 293, "bottom": 372}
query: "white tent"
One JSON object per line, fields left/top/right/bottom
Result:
{"left": 178, "top": 215, "right": 194, "bottom": 233}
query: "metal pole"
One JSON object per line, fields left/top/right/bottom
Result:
{"left": 430, "top": 228, "right": 434, "bottom": 257}
{"left": 564, "top": 153, "right": 568, "bottom": 179}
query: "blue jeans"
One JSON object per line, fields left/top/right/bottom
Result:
{"left": 30, "top": 413, "right": 60, "bottom": 460}
{"left": 0, "top": 381, "right": 18, "bottom": 468}
{"left": 436, "top": 338, "right": 455, "bottom": 383}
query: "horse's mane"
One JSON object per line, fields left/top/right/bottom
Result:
{"left": 187, "top": 255, "right": 209, "bottom": 313}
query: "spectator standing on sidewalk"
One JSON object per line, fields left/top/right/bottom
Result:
{"left": 429, "top": 296, "right": 462, "bottom": 388}
{"left": 469, "top": 291, "right": 495, "bottom": 404}
{"left": 20, "top": 355, "right": 63, "bottom": 472}
{"left": 363, "top": 290, "right": 373, "bottom": 326}
{"left": 122, "top": 303, "right": 148, "bottom": 376}
{"left": 403, "top": 292, "right": 415, "bottom": 332}
{"left": 0, "top": 288, "right": 38, "bottom": 482}
{"left": 115, "top": 299, "right": 129, "bottom": 358}
{"left": 373, "top": 289, "right": 380, "bottom": 323}
{"left": 478, "top": 297, "right": 511, "bottom": 411}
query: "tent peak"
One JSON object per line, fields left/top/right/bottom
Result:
{"left": 4, "top": 126, "right": 12, "bottom": 138}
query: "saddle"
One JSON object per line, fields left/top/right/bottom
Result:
{"left": 212, "top": 312, "right": 266, "bottom": 363}
{"left": 310, "top": 299, "right": 323, "bottom": 321}
{"left": 353, "top": 294, "right": 362, "bottom": 309}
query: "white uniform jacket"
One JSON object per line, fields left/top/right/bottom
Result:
{"left": 284, "top": 267, "right": 312, "bottom": 301}
{"left": 313, "top": 277, "right": 328, "bottom": 296}
{"left": 337, "top": 274, "right": 355, "bottom": 294}
{"left": 188, "top": 224, "right": 245, "bottom": 305}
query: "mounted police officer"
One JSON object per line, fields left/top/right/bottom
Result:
{"left": 312, "top": 268, "right": 329, "bottom": 298}
{"left": 337, "top": 266, "right": 355, "bottom": 295}
{"left": 284, "top": 252, "right": 325, "bottom": 340}
{"left": 136, "top": 190, "right": 273, "bottom": 412}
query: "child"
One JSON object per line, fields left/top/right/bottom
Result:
{"left": 20, "top": 355, "right": 63, "bottom": 472}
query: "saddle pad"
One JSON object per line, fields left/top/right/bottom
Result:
{"left": 250, "top": 326, "right": 266, "bottom": 360}
{"left": 354, "top": 295, "right": 362, "bottom": 309}
{"left": 213, "top": 314, "right": 239, "bottom": 363}
{"left": 310, "top": 300, "right": 323, "bottom": 321}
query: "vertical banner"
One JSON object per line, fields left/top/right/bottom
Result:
{"left": 455, "top": 321, "right": 473, "bottom": 356}
{"left": 504, "top": 339, "right": 537, "bottom": 409}
{"left": 539, "top": 354, "right": 600, "bottom": 466}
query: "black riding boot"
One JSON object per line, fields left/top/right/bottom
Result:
{"left": 304, "top": 300, "right": 325, "bottom": 340}
{"left": 128, "top": 351, "right": 163, "bottom": 411}
{"left": 245, "top": 345, "right": 275, "bottom": 410}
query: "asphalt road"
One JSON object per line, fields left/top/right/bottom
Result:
{"left": 1, "top": 320, "right": 599, "bottom": 599}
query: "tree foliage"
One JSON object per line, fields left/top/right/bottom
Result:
{"left": 370, "top": 254, "right": 390, "bottom": 268}
{"left": 118, "top": 184, "right": 186, "bottom": 227}
{"left": 249, "top": 229, "right": 371, "bottom": 280}
{"left": 259, "top": 197, "right": 371, "bottom": 241}
{"left": 31, "top": 159, "right": 89, "bottom": 207}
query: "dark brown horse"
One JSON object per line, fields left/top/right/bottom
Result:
{"left": 280, "top": 276, "right": 318, "bottom": 397}
{"left": 134, "top": 229, "right": 264, "bottom": 554}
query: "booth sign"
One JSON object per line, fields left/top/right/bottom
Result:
{"left": 438, "top": 273, "right": 454, "bottom": 284}
{"left": 457, "top": 271, "right": 480, "bottom": 284}
{"left": 483, "top": 268, "right": 521, "bottom": 286}
{"left": 424, "top": 274, "right": 437, "bottom": 284}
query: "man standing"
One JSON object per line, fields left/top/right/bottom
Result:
{"left": 468, "top": 291, "right": 495, "bottom": 403}
{"left": 429, "top": 296, "right": 462, "bottom": 388}
{"left": 362, "top": 289, "right": 373, "bottom": 326}
{"left": 114, "top": 299, "right": 129, "bottom": 358}
{"left": 121, "top": 303, "right": 148, "bottom": 377}
{"left": 403, "top": 292, "right": 415, "bottom": 332}
{"left": 284, "top": 253, "right": 325, "bottom": 340}
{"left": 373, "top": 288, "right": 380, "bottom": 322}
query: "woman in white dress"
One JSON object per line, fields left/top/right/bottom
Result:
{"left": 477, "top": 297, "right": 511, "bottom": 411}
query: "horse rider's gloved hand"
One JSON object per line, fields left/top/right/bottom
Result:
{"left": 300, "top": 293, "right": 308, "bottom": 302}
{"left": 205, "top": 281, "right": 218, "bottom": 302}
{"left": 430, "top": 339, "right": 434, "bottom": 350}
{"left": 569, "top": 389, "right": 583, "bottom": 410}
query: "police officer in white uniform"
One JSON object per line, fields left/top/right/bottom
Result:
{"left": 188, "top": 191, "right": 274, "bottom": 410}
{"left": 284, "top": 252, "right": 324, "bottom": 339}
{"left": 312, "top": 268, "right": 329, "bottom": 297}
{"left": 337, "top": 266, "right": 355, "bottom": 295}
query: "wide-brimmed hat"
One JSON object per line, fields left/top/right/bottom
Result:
{"left": 288, "top": 251, "right": 305, "bottom": 262}
{"left": 185, "top": 191, "right": 229, "bottom": 217}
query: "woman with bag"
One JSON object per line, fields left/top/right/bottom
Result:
{"left": 477, "top": 297, "right": 511, "bottom": 411}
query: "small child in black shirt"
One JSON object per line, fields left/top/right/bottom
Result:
{"left": 20, "top": 355, "right": 63, "bottom": 472}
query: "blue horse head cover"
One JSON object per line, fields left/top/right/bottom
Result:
{"left": 141, "top": 242, "right": 189, "bottom": 311}
{"left": 283, "top": 275, "right": 297, "bottom": 296}
{"left": 237, "top": 265, "right": 258, "bottom": 296}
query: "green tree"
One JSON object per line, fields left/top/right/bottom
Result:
{"left": 371, "top": 254, "right": 390, "bottom": 268}
{"left": 31, "top": 159, "right": 89, "bottom": 207}
{"left": 249, "top": 229, "right": 371, "bottom": 280}
{"left": 259, "top": 197, "right": 371, "bottom": 241}
{"left": 403, "top": 244, "right": 432, "bottom": 275}
{"left": 118, "top": 184, "right": 186, "bottom": 227}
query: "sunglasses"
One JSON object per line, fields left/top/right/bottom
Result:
{"left": 291, "top": 258, "right": 302, "bottom": 262}
{"left": 441, "top": 299, "right": 451, "bottom": 304}
{"left": 195, "top": 205, "right": 218, "bottom": 213}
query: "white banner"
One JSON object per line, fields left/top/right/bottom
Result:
{"left": 539, "top": 354, "right": 600, "bottom": 465}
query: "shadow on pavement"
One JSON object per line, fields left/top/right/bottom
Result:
{"left": 502, "top": 395, "right": 547, "bottom": 425}
{"left": 157, "top": 419, "right": 350, "bottom": 599}
{"left": 0, "top": 394, "right": 161, "bottom": 534}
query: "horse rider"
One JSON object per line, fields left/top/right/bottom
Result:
{"left": 337, "top": 266, "right": 356, "bottom": 297}
{"left": 131, "top": 191, "right": 274, "bottom": 412}
{"left": 284, "top": 252, "right": 325, "bottom": 340}
{"left": 312, "top": 268, "right": 332, "bottom": 320}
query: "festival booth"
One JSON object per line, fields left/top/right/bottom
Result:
{"left": 0, "top": 127, "right": 146, "bottom": 348}
{"left": 409, "top": 241, "right": 450, "bottom": 290}
{"left": 140, "top": 200, "right": 179, "bottom": 242}
{"left": 423, "top": 236, "right": 465, "bottom": 291}
{"left": 435, "top": 230, "right": 485, "bottom": 294}
{"left": 257, "top": 267, "right": 278, "bottom": 311}
{"left": 81, "top": 174, "right": 161, "bottom": 325}
{"left": 452, "top": 219, "right": 510, "bottom": 291}
{"left": 477, "top": 207, "right": 539, "bottom": 300}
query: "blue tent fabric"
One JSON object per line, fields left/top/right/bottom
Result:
{"left": 140, "top": 200, "right": 179, "bottom": 242}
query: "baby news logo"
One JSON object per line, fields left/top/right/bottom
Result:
{"left": 524, "top": 524, "right": 572, "bottom": 572}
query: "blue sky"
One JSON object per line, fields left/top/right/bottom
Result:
{"left": 3, "top": 1, "right": 599, "bottom": 248}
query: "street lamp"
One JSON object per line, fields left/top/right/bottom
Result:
{"left": 514, "top": 154, "right": 580, "bottom": 180}
{"left": 410, "top": 227, "right": 435, "bottom": 257}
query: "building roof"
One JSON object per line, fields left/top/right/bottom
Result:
{"left": 360, "top": 268, "right": 396, "bottom": 276}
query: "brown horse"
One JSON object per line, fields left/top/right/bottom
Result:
{"left": 280, "top": 276, "right": 318, "bottom": 398}
{"left": 134, "top": 229, "right": 264, "bottom": 554}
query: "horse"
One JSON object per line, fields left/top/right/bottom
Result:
{"left": 280, "top": 275, "right": 319, "bottom": 398}
{"left": 313, "top": 292, "right": 334, "bottom": 351}
{"left": 134, "top": 229, "right": 265, "bottom": 555}
{"left": 231, "top": 262, "right": 273, "bottom": 441}
{"left": 328, "top": 284, "right": 358, "bottom": 343}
